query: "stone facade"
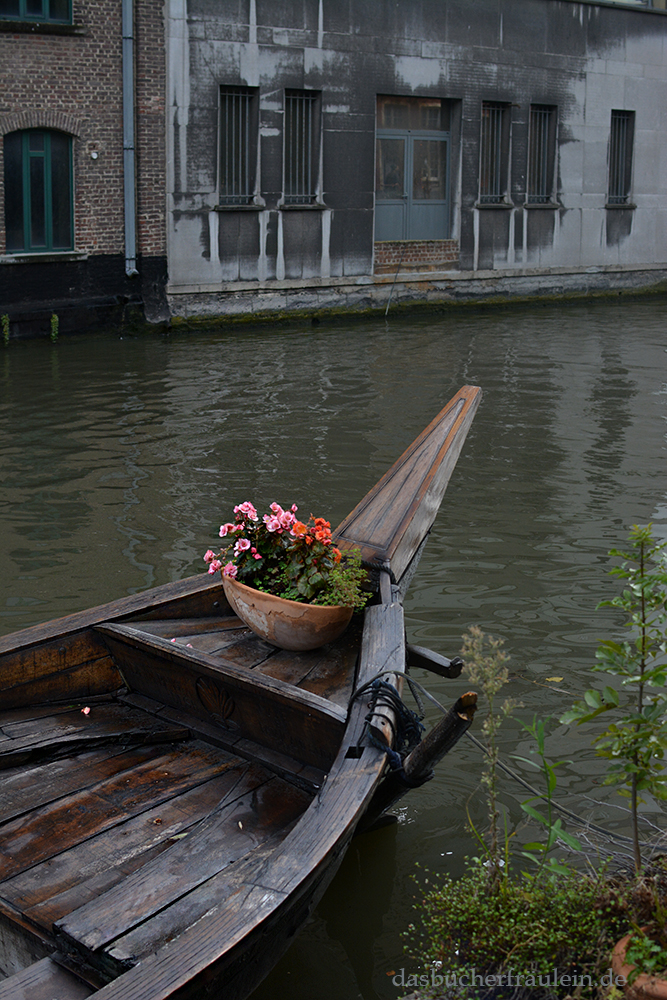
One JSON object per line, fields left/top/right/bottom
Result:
{"left": 0, "top": 0, "right": 167, "bottom": 335}
{"left": 165, "top": 0, "right": 667, "bottom": 323}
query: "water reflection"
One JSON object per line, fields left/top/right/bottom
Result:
{"left": 1, "top": 299, "right": 667, "bottom": 998}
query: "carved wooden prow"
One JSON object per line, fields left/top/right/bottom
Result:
{"left": 333, "top": 386, "right": 482, "bottom": 584}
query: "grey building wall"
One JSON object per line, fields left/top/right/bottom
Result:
{"left": 166, "top": 0, "right": 667, "bottom": 318}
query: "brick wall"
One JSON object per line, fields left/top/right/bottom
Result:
{"left": 0, "top": 0, "right": 166, "bottom": 327}
{"left": 374, "top": 240, "right": 459, "bottom": 274}
{"left": 135, "top": 0, "right": 166, "bottom": 259}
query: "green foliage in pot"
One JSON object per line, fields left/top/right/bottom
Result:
{"left": 205, "top": 500, "right": 368, "bottom": 609}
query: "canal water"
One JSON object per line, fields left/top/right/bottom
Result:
{"left": 1, "top": 298, "right": 666, "bottom": 999}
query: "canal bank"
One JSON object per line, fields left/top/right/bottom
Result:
{"left": 167, "top": 262, "right": 667, "bottom": 328}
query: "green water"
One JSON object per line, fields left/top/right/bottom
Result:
{"left": 1, "top": 298, "right": 666, "bottom": 998}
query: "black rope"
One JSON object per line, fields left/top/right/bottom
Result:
{"left": 348, "top": 670, "right": 442, "bottom": 785}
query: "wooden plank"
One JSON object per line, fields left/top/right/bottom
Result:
{"left": 0, "top": 957, "right": 93, "bottom": 1000}
{"left": 4, "top": 767, "right": 248, "bottom": 917}
{"left": 65, "top": 884, "right": 289, "bottom": 1000}
{"left": 0, "top": 576, "right": 229, "bottom": 660}
{"left": 333, "top": 385, "right": 481, "bottom": 581}
{"left": 57, "top": 772, "right": 311, "bottom": 957}
{"left": 178, "top": 631, "right": 275, "bottom": 667}
{"left": 98, "top": 625, "right": 345, "bottom": 772}
{"left": 255, "top": 646, "right": 325, "bottom": 685}
{"left": 0, "top": 742, "right": 240, "bottom": 881}
{"left": 251, "top": 599, "right": 406, "bottom": 898}
{"left": 0, "top": 745, "right": 165, "bottom": 824}
{"left": 0, "top": 704, "right": 189, "bottom": 770}
{"left": 117, "top": 696, "right": 326, "bottom": 793}
{"left": 131, "top": 617, "right": 242, "bottom": 639}
{"left": 105, "top": 839, "right": 283, "bottom": 970}
{"left": 1, "top": 658, "right": 124, "bottom": 713}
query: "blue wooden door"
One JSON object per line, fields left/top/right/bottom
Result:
{"left": 375, "top": 131, "right": 449, "bottom": 240}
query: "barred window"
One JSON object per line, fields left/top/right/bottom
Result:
{"left": 284, "top": 90, "right": 320, "bottom": 205}
{"left": 479, "top": 102, "right": 510, "bottom": 204}
{"left": 0, "top": 0, "right": 70, "bottom": 22}
{"left": 527, "top": 105, "right": 557, "bottom": 204}
{"left": 608, "top": 110, "right": 634, "bottom": 206}
{"left": 219, "top": 87, "right": 257, "bottom": 206}
{"left": 3, "top": 130, "right": 73, "bottom": 253}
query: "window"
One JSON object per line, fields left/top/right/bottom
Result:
{"left": 527, "top": 105, "right": 557, "bottom": 204}
{"left": 3, "top": 130, "right": 73, "bottom": 253}
{"left": 608, "top": 110, "right": 635, "bottom": 206}
{"left": 219, "top": 87, "right": 257, "bottom": 206}
{"left": 479, "top": 101, "right": 510, "bottom": 205}
{"left": 284, "top": 90, "right": 319, "bottom": 205}
{"left": 0, "top": 0, "right": 71, "bottom": 22}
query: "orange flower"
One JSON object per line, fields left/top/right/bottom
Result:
{"left": 291, "top": 521, "right": 308, "bottom": 537}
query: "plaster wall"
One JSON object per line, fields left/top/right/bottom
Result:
{"left": 166, "top": 0, "right": 667, "bottom": 314}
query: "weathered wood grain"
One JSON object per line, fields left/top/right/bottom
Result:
{"left": 51, "top": 602, "right": 400, "bottom": 1000}
{"left": 0, "top": 746, "right": 164, "bottom": 824}
{"left": 2, "top": 658, "right": 124, "bottom": 713}
{"left": 333, "top": 386, "right": 481, "bottom": 581}
{"left": 0, "top": 956, "right": 93, "bottom": 1000}
{"left": 131, "top": 617, "right": 241, "bottom": 639}
{"left": 117, "top": 695, "right": 326, "bottom": 793}
{"left": 0, "top": 741, "right": 240, "bottom": 881}
{"left": 5, "top": 768, "right": 248, "bottom": 918}
{"left": 0, "top": 576, "right": 229, "bottom": 659}
{"left": 97, "top": 625, "right": 345, "bottom": 771}
{"left": 57, "top": 773, "right": 311, "bottom": 961}
{"left": 105, "top": 839, "right": 284, "bottom": 970}
{"left": 0, "top": 703, "right": 189, "bottom": 770}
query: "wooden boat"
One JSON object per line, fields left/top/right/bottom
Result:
{"left": 0, "top": 385, "right": 481, "bottom": 1000}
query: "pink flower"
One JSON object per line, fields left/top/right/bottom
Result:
{"left": 264, "top": 514, "right": 281, "bottom": 532}
{"left": 204, "top": 549, "right": 216, "bottom": 564}
{"left": 222, "top": 562, "right": 238, "bottom": 578}
{"left": 269, "top": 502, "right": 283, "bottom": 515}
{"left": 253, "top": 553, "right": 262, "bottom": 560}
{"left": 208, "top": 559, "right": 222, "bottom": 575}
{"left": 234, "top": 502, "right": 258, "bottom": 521}
{"left": 279, "top": 510, "right": 295, "bottom": 529}
{"left": 291, "top": 504, "right": 298, "bottom": 513}
{"left": 219, "top": 522, "right": 237, "bottom": 537}
{"left": 234, "top": 538, "right": 251, "bottom": 556}
{"left": 81, "top": 706, "right": 91, "bottom": 715}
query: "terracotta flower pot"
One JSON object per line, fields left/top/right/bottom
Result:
{"left": 612, "top": 932, "right": 667, "bottom": 1000}
{"left": 223, "top": 575, "right": 353, "bottom": 651}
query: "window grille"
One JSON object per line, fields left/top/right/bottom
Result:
{"left": 479, "top": 102, "right": 509, "bottom": 204}
{"left": 608, "top": 110, "right": 634, "bottom": 205}
{"left": 3, "top": 129, "right": 73, "bottom": 252}
{"left": 0, "top": 0, "right": 70, "bottom": 22}
{"left": 219, "top": 88, "right": 255, "bottom": 206}
{"left": 284, "top": 90, "right": 319, "bottom": 205}
{"left": 527, "top": 105, "right": 556, "bottom": 204}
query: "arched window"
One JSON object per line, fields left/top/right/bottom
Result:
{"left": 3, "top": 129, "right": 73, "bottom": 252}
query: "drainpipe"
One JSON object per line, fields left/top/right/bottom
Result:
{"left": 122, "top": 0, "right": 138, "bottom": 276}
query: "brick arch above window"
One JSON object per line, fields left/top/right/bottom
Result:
{"left": 0, "top": 110, "right": 82, "bottom": 136}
